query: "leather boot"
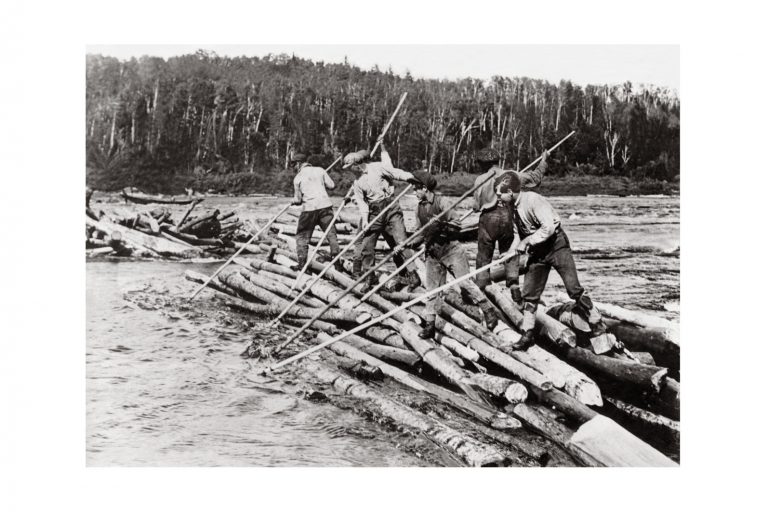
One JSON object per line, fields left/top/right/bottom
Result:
{"left": 515, "top": 330, "right": 536, "bottom": 350}
{"left": 359, "top": 274, "right": 378, "bottom": 294}
{"left": 481, "top": 304, "right": 499, "bottom": 331}
{"left": 419, "top": 321, "right": 436, "bottom": 339}
{"left": 509, "top": 285, "right": 523, "bottom": 305}
{"left": 351, "top": 258, "right": 362, "bottom": 278}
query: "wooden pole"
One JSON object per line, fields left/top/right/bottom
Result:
{"left": 356, "top": 247, "right": 426, "bottom": 305}
{"left": 268, "top": 185, "right": 413, "bottom": 327}
{"left": 264, "top": 248, "right": 520, "bottom": 370}
{"left": 177, "top": 198, "right": 204, "bottom": 228}
{"left": 369, "top": 92, "right": 408, "bottom": 158}
{"left": 269, "top": 131, "right": 576, "bottom": 354}
{"left": 289, "top": 156, "right": 346, "bottom": 292}
{"left": 188, "top": 203, "right": 291, "bottom": 300}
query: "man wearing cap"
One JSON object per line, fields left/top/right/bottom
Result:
{"left": 473, "top": 147, "right": 549, "bottom": 303}
{"left": 406, "top": 170, "right": 499, "bottom": 339}
{"left": 496, "top": 172, "right": 603, "bottom": 349}
{"left": 290, "top": 152, "right": 341, "bottom": 272}
{"left": 344, "top": 144, "right": 422, "bottom": 292}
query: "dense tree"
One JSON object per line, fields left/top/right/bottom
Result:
{"left": 86, "top": 51, "right": 680, "bottom": 193}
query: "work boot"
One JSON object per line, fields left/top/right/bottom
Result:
{"left": 406, "top": 270, "right": 422, "bottom": 292}
{"left": 419, "top": 321, "right": 436, "bottom": 339}
{"left": 481, "top": 304, "right": 499, "bottom": 331}
{"left": 351, "top": 258, "right": 362, "bottom": 278}
{"left": 515, "top": 330, "right": 536, "bottom": 350}
{"left": 359, "top": 275, "right": 378, "bottom": 294}
{"left": 289, "top": 263, "right": 303, "bottom": 273}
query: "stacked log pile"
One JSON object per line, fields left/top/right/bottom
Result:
{"left": 184, "top": 226, "right": 680, "bottom": 467}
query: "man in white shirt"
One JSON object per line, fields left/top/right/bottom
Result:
{"left": 291, "top": 153, "right": 340, "bottom": 272}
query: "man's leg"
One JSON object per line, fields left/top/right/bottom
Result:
{"left": 550, "top": 237, "right": 601, "bottom": 325}
{"left": 420, "top": 254, "right": 445, "bottom": 338}
{"left": 444, "top": 242, "right": 498, "bottom": 330}
{"left": 519, "top": 258, "right": 551, "bottom": 347}
{"left": 294, "top": 210, "right": 316, "bottom": 270}
{"left": 497, "top": 222, "right": 521, "bottom": 303}
{"left": 316, "top": 206, "right": 340, "bottom": 257}
{"left": 475, "top": 212, "right": 495, "bottom": 290}
{"left": 386, "top": 209, "right": 421, "bottom": 289}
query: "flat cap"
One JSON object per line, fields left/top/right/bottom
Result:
{"left": 410, "top": 170, "right": 437, "bottom": 191}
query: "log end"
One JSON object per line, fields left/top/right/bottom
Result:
{"left": 504, "top": 383, "right": 529, "bottom": 404}
{"left": 557, "top": 330, "right": 578, "bottom": 348}
{"left": 651, "top": 367, "right": 670, "bottom": 394}
{"left": 490, "top": 414, "right": 523, "bottom": 431}
{"left": 355, "top": 312, "right": 373, "bottom": 324}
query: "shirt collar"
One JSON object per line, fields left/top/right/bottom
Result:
{"left": 419, "top": 191, "right": 436, "bottom": 204}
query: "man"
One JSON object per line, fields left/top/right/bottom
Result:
{"left": 406, "top": 170, "right": 499, "bottom": 339}
{"left": 291, "top": 152, "right": 341, "bottom": 272}
{"left": 497, "top": 172, "right": 603, "bottom": 349}
{"left": 345, "top": 144, "right": 422, "bottom": 293}
{"left": 472, "top": 147, "right": 548, "bottom": 303}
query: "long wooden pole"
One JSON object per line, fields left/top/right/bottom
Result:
{"left": 289, "top": 156, "right": 346, "bottom": 292}
{"left": 370, "top": 92, "right": 407, "bottom": 158}
{"left": 188, "top": 203, "right": 291, "bottom": 300}
{"left": 265, "top": 248, "right": 520, "bottom": 371}
{"left": 355, "top": 247, "right": 426, "bottom": 305}
{"left": 268, "top": 131, "right": 576, "bottom": 353}
{"left": 268, "top": 185, "right": 413, "bottom": 326}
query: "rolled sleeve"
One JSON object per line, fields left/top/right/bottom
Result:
{"left": 522, "top": 195, "right": 557, "bottom": 246}
{"left": 519, "top": 158, "right": 547, "bottom": 190}
{"left": 293, "top": 176, "right": 303, "bottom": 205}
{"left": 324, "top": 172, "right": 335, "bottom": 190}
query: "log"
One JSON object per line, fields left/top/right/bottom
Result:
{"left": 282, "top": 316, "right": 341, "bottom": 335}
{"left": 224, "top": 295, "right": 369, "bottom": 325}
{"left": 603, "top": 318, "right": 679, "bottom": 370}
{"left": 437, "top": 303, "right": 602, "bottom": 406}
{"left": 512, "top": 403, "right": 576, "bottom": 454}
{"left": 233, "top": 241, "right": 262, "bottom": 254}
{"left": 528, "top": 386, "right": 597, "bottom": 424}
{"left": 342, "top": 333, "right": 421, "bottom": 367}
{"left": 87, "top": 217, "right": 199, "bottom": 258}
{"left": 184, "top": 270, "right": 243, "bottom": 298}
{"left": 437, "top": 335, "right": 481, "bottom": 363}
{"left": 604, "top": 396, "right": 680, "bottom": 440}
{"left": 487, "top": 284, "right": 577, "bottom": 347}
{"left": 556, "top": 345, "right": 669, "bottom": 393}
{"left": 86, "top": 247, "right": 114, "bottom": 257}
{"left": 303, "top": 360, "right": 507, "bottom": 467}
{"left": 219, "top": 268, "right": 290, "bottom": 307}
{"left": 566, "top": 415, "right": 677, "bottom": 467}
{"left": 399, "top": 321, "right": 486, "bottom": 403}
{"left": 324, "top": 338, "right": 522, "bottom": 432}
{"left": 465, "top": 373, "right": 528, "bottom": 404}
{"left": 363, "top": 326, "right": 408, "bottom": 350}
{"left": 240, "top": 269, "right": 325, "bottom": 308}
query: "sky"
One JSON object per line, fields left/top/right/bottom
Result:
{"left": 86, "top": 44, "right": 679, "bottom": 91}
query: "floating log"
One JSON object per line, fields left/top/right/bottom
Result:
{"left": 303, "top": 360, "right": 507, "bottom": 467}
{"left": 342, "top": 333, "right": 421, "bottom": 367}
{"left": 240, "top": 269, "right": 324, "bottom": 308}
{"left": 512, "top": 403, "right": 576, "bottom": 454}
{"left": 465, "top": 373, "right": 528, "bottom": 404}
{"left": 556, "top": 345, "right": 669, "bottom": 394}
{"left": 486, "top": 284, "right": 577, "bottom": 347}
{"left": 282, "top": 316, "right": 341, "bottom": 335}
{"left": 603, "top": 318, "right": 679, "bottom": 370}
{"left": 437, "top": 335, "right": 481, "bottom": 363}
{"left": 528, "top": 386, "right": 597, "bottom": 425}
{"left": 363, "top": 326, "right": 408, "bottom": 350}
{"left": 219, "top": 268, "right": 290, "bottom": 306}
{"left": 399, "top": 321, "right": 485, "bottom": 403}
{"left": 184, "top": 270, "right": 244, "bottom": 298}
{"left": 233, "top": 241, "right": 262, "bottom": 254}
{"left": 86, "top": 247, "right": 114, "bottom": 257}
{"left": 223, "top": 295, "right": 369, "bottom": 325}
{"left": 567, "top": 415, "right": 677, "bottom": 467}
{"left": 324, "top": 338, "right": 522, "bottom": 432}
{"left": 605, "top": 396, "right": 680, "bottom": 441}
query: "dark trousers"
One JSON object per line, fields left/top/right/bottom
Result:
{"left": 296, "top": 206, "right": 340, "bottom": 268}
{"left": 476, "top": 204, "right": 519, "bottom": 289}
{"left": 425, "top": 241, "right": 489, "bottom": 319}
{"left": 358, "top": 202, "right": 416, "bottom": 279}
{"left": 522, "top": 229, "right": 593, "bottom": 312}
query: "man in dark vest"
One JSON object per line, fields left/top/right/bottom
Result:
{"left": 472, "top": 147, "right": 549, "bottom": 302}
{"left": 496, "top": 172, "right": 604, "bottom": 348}
{"left": 405, "top": 170, "right": 499, "bottom": 339}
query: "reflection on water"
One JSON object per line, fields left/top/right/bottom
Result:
{"left": 86, "top": 195, "right": 679, "bottom": 466}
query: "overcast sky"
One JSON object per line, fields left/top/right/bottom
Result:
{"left": 86, "top": 44, "right": 679, "bottom": 91}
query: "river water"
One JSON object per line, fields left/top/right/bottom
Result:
{"left": 86, "top": 194, "right": 679, "bottom": 466}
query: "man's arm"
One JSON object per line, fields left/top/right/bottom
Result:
{"left": 352, "top": 178, "right": 369, "bottom": 220}
{"left": 520, "top": 195, "right": 557, "bottom": 249}
{"left": 518, "top": 150, "right": 548, "bottom": 190}
{"left": 323, "top": 170, "right": 335, "bottom": 190}
{"left": 378, "top": 147, "right": 414, "bottom": 182}
{"left": 292, "top": 176, "right": 303, "bottom": 205}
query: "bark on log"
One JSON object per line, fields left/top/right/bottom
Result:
{"left": 512, "top": 403, "right": 576, "bottom": 454}
{"left": 282, "top": 316, "right": 341, "bottom": 335}
{"left": 557, "top": 345, "right": 669, "bottom": 393}
{"left": 399, "top": 321, "right": 486, "bottom": 403}
{"left": 437, "top": 335, "right": 481, "bottom": 363}
{"left": 363, "top": 326, "right": 408, "bottom": 350}
{"left": 567, "top": 415, "right": 678, "bottom": 467}
{"left": 304, "top": 360, "right": 507, "bottom": 467}
{"left": 465, "top": 373, "right": 528, "bottom": 404}
{"left": 184, "top": 270, "right": 244, "bottom": 298}
{"left": 603, "top": 318, "right": 679, "bottom": 370}
{"left": 342, "top": 333, "right": 421, "bottom": 367}
{"left": 528, "top": 386, "right": 597, "bottom": 424}
{"left": 224, "top": 295, "right": 368, "bottom": 324}
{"left": 604, "top": 396, "right": 680, "bottom": 439}
{"left": 233, "top": 241, "right": 263, "bottom": 254}
{"left": 240, "top": 268, "right": 325, "bottom": 308}
{"left": 219, "top": 268, "right": 290, "bottom": 306}
{"left": 487, "top": 284, "right": 577, "bottom": 347}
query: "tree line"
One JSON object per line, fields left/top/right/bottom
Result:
{"left": 86, "top": 50, "right": 679, "bottom": 194}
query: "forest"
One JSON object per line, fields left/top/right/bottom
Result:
{"left": 86, "top": 50, "right": 680, "bottom": 196}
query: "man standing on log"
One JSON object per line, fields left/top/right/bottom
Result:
{"left": 344, "top": 143, "right": 422, "bottom": 293}
{"left": 472, "top": 147, "right": 548, "bottom": 302}
{"left": 291, "top": 152, "right": 341, "bottom": 272}
{"left": 496, "top": 172, "right": 603, "bottom": 348}
{"left": 406, "top": 171, "right": 499, "bottom": 339}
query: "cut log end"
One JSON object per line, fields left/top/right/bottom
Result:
{"left": 504, "top": 383, "right": 529, "bottom": 404}
{"left": 651, "top": 368, "right": 669, "bottom": 393}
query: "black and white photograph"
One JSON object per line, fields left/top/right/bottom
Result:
{"left": 5, "top": 1, "right": 768, "bottom": 510}
{"left": 84, "top": 44, "right": 680, "bottom": 467}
